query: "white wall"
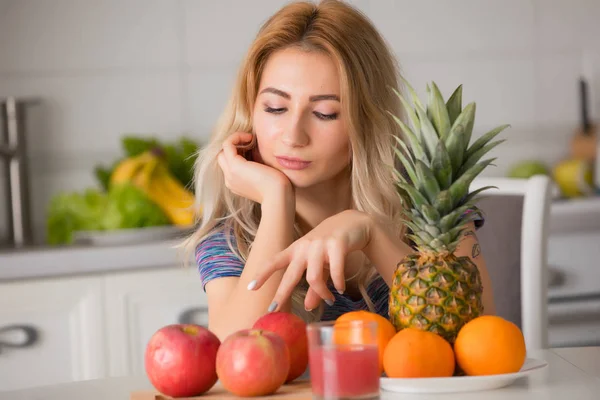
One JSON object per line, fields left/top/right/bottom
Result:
{"left": 1, "top": 0, "right": 599, "bottom": 245}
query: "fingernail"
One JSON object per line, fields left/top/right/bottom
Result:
{"left": 247, "top": 280, "right": 257, "bottom": 290}
{"left": 305, "top": 307, "right": 314, "bottom": 312}
{"left": 338, "top": 288, "right": 345, "bottom": 295}
{"left": 268, "top": 301, "right": 278, "bottom": 312}
{"left": 325, "top": 299, "right": 334, "bottom": 307}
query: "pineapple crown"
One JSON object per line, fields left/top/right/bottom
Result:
{"left": 389, "top": 78, "right": 509, "bottom": 254}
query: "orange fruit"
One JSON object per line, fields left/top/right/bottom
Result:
{"left": 335, "top": 310, "right": 397, "bottom": 373}
{"left": 383, "top": 328, "right": 455, "bottom": 378}
{"left": 454, "top": 315, "right": 526, "bottom": 376}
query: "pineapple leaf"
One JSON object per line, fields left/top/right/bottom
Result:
{"left": 393, "top": 146, "right": 417, "bottom": 185}
{"left": 392, "top": 88, "right": 422, "bottom": 134}
{"left": 446, "top": 85, "right": 463, "bottom": 125}
{"left": 407, "top": 212, "right": 430, "bottom": 231}
{"left": 449, "top": 213, "right": 483, "bottom": 243}
{"left": 402, "top": 220, "right": 422, "bottom": 234}
{"left": 390, "top": 164, "right": 409, "bottom": 184}
{"left": 393, "top": 134, "right": 414, "bottom": 161}
{"left": 457, "top": 139, "right": 506, "bottom": 177}
{"left": 433, "top": 190, "right": 453, "bottom": 216}
{"left": 458, "top": 185, "right": 498, "bottom": 207}
{"left": 436, "top": 232, "right": 452, "bottom": 247}
{"left": 413, "top": 215, "right": 429, "bottom": 228}
{"left": 448, "top": 158, "right": 495, "bottom": 208}
{"left": 412, "top": 229, "right": 436, "bottom": 244}
{"left": 431, "top": 140, "right": 453, "bottom": 190}
{"left": 396, "top": 182, "right": 430, "bottom": 209}
{"left": 399, "top": 75, "right": 425, "bottom": 111}
{"left": 463, "top": 103, "right": 477, "bottom": 146}
{"left": 407, "top": 234, "right": 428, "bottom": 248}
{"left": 421, "top": 204, "right": 441, "bottom": 223}
{"left": 429, "top": 238, "right": 448, "bottom": 252}
{"left": 388, "top": 112, "right": 428, "bottom": 163}
{"left": 415, "top": 159, "right": 441, "bottom": 204}
{"left": 414, "top": 102, "right": 438, "bottom": 159}
{"left": 466, "top": 124, "right": 510, "bottom": 159}
{"left": 448, "top": 225, "right": 469, "bottom": 244}
{"left": 445, "top": 103, "right": 475, "bottom": 172}
{"left": 425, "top": 224, "right": 441, "bottom": 237}
{"left": 438, "top": 204, "right": 474, "bottom": 233}
{"left": 428, "top": 82, "right": 452, "bottom": 140}
{"left": 410, "top": 209, "right": 423, "bottom": 219}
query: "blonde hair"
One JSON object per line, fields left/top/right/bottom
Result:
{"left": 182, "top": 0, "right": 405, "bottom": 322}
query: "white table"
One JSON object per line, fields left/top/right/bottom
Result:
{"left": 552, "top": 346, "right": 600, "bottom": 378}
{"left": 1, "top": 348, "right": 598, "bottom": 400}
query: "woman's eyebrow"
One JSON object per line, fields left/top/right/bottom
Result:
{"left": 259, "top": 87, "right": 290, "bottom": 99}
{"left": 259, "top": 87, "right": 340, "bottom": 102}
{"left": 309, "top": 94, "right": 340, "bottom": 102}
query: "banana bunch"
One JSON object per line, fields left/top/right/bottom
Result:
{"left": 110, "top": 150, "right": 198, "bottom": 226}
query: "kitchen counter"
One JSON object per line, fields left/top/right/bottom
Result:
{"left": 0, "top": 348, "right": 598, "bottom": 400}
{"left": 549, "top": 196, "right": 600, "bottom": 234}
{"left": 0, "top": 238, "right": 190, "bottom": 282}
{"left": 1, "top": 196, "right": 599, "bottom": 292}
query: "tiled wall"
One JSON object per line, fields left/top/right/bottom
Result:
{"left": 1, "top": 0, "right": 599, "bottom": 245}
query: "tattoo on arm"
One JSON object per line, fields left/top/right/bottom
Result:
{"left": 472, "top": 243, "right": 481, "bottom": 258}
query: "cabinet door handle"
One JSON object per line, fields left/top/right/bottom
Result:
{"left": 0, "top": 324, "right": 39, "bottom": 353}
{"left": 178, "top": 306, "right": 209, "bottom": 326}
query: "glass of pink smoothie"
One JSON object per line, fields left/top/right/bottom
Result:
{"left": 306, "top": 320, "right": 380, "bottom": 400}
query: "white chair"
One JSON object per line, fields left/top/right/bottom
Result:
{"left": 469, "top": 175, "right": 552, "bottom": 350}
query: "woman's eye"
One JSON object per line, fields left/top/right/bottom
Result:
{"left": 265, "top": 106, "right": 286, "bottom": 114}
{"left": 314, "top": 111, "right": 338, "bottom": 121}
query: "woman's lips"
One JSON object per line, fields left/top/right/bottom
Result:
{"left": 275, "top": 156, "right": 311, "bottom": 170}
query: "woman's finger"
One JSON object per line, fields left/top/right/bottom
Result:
{"left": 217, "top": 151, "right": 229, "bottom": 175}
{"left": 305, "top": 241, "right": 334, "bottom": 304}
{"left": 304, "top": 268, "right": 331, "bottom": 311}
{"left": 223, "top": 131, "right": 253, "bottom": 145}
{"left": 224, "top": 132, "right": 254, "bottom": 156}
{"left": 327, "top": 238, "right": 346, "bottom": 294}
{"left": 268, "top": 254, "right": 308, "bottom": 312}
{"left": 247, "top": 247, "right": 294, "bottom": 291}
{"left": 223, "top": 139, "right": 242, "bottom": 161}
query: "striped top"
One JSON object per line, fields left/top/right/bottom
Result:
{"left": 196, "top": 214, "right": 484, "bottom": 322}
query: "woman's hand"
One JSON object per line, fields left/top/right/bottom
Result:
{"left": 248, "top": 210, "right": 374, "bottom": 311}
{"left": 218, "top": 132, "right": 291, "bottom": 204}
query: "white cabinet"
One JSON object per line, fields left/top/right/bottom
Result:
{"left": 0, "top": 276, "right": 106, "bottom": 392}
{"left": 0, "top": 264, "right": 207, "bottom": 391}
{"left": 547, "top": 231, "right": 600, "bottom": 347}
{"left": 104, "top": 266, "right": 208, "bottom": 377}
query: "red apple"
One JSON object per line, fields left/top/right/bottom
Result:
{"left": 216, "top": 329, "right": 290, "bottom": 397}
{"left": 144, "top": 324, "right": 220, "bottom": 397}
{"left": 253, "top": 311, "right": 308, "bottom": 382}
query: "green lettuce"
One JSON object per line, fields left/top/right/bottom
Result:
{"left": 46, "top": 183, "right": 169, "bottom": 246}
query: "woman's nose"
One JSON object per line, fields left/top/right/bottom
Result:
{"left": 281, "top": 116, "right": 309, "bottom": 147}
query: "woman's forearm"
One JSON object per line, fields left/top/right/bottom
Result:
{"left": 210, "top": 186, "right": 296, "bottom": 338}
{"left": 363, "top": 217, "right": 414, "bottom": 286}
{"left": 454, "top": 223, "right": 496, "bottom": 315}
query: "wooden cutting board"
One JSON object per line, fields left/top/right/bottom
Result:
{"left": 130, "top": 381, "right": 313, "bottom": 400}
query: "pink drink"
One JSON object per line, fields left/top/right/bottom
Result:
{"left": 309, "top": 344, "right": 380, "bottom": 400}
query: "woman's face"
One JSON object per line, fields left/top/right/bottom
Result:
{"left": 252, "top": 47, "right": 351, "bottom": 189}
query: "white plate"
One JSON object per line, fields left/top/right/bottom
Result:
{"left": 380, "top": 358, "right": 548, "bottom": 394}
{"left": 73, "top": 225, "right": 193, "bottom": 247}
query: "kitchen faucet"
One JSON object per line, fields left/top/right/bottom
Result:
{"left": 1, "top": 97, "right": 37, "bottom": 248}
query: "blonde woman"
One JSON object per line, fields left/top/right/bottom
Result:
{"left": 184, "top": 0, "right": 494, "bottom": 341}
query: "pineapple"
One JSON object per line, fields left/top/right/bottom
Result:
{"left": 388, "top": 79, "right": 509, "bottom": 344}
